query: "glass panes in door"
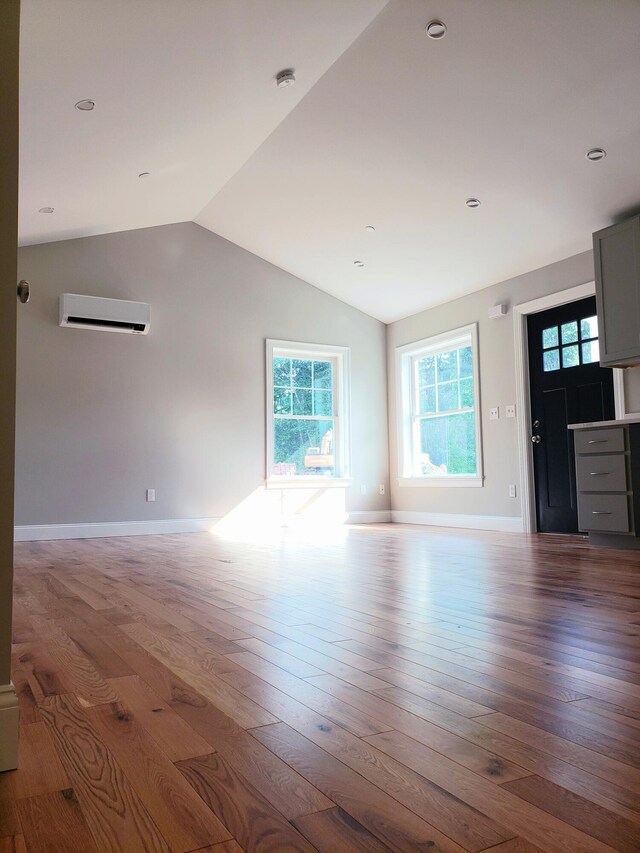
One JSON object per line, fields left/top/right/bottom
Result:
{"left": 542, "top": 315, "right": 599, "bottom": 371}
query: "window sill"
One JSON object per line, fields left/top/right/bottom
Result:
{"left": 397, "top": 476, "right": 484, "bottom": 488}
{"left": 265, "top": 477, "right": 353, "bottom": 490}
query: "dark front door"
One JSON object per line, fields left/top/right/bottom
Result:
{"left": 528, "top": 296, "right": 615, "bottom": 533}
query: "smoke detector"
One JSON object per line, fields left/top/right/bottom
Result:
{"left": 276, "top": 69, "right": 296, "bottom": 89}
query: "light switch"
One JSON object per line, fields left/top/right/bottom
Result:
{"left": 489, "top": 407, "right": 499, "bottom": 420}
{"left": 505, "top": 404, "right": 516, "bottom": 419}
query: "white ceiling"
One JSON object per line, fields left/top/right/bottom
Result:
{"left": 20, "top": 0, "right": 640, "bottom": 322}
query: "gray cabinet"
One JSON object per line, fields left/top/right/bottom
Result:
{"left": 593, "top": 214, "right": 640, "bottom": 367}
{"left": 573, "top": 422, "right": 640, "bottom": 548}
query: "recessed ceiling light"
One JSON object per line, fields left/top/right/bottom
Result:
{"left": 74, "top": 99, "right": 95, "bottom": 111}
{"left": 354, "top": 260, "right": 365, "bottom": 268}
{"left": 465, "top": 198, "right": 481, "bottom": 208}
{"left": 586, "top": 147, "right": 606, "bottom": 162}
{"left": 276, "top": 69, "right": 296, "bottom": 89}
{"left": 138, "top": 172, "right": 150, "bottom": 178}
{"left": 38, "top": 206, "right": 54, "bottom": 213}
{"left": 426, "top": 20, "right": 447, "bottom": 39}
{"left": 365, "top": 225, "right": 376, "bottom": 233}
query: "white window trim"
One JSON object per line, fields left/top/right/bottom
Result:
{"left": 395, "top": 323, "right": 484, "bottom": 488}
{"left": 266, "top": 339, "right": 351, "bottom": 488}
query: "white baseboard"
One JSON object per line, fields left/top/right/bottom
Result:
{"left": 0, "top": 682, "right": 19, "bottom": 772}
{"left": 346, "top": 510, "right": 392, "bottom": 524}
{"left": 391, "top": 510, "right": 524, "bottom": 533}
{"left": 14, "top": 517, "right": 222, "bottom": 542}
{"left": 15, "top": 511, "right": 519, "bottom": 540}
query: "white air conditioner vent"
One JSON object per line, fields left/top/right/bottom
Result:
{"left": 59, "top": 294, "right": 150, "bottom": 334}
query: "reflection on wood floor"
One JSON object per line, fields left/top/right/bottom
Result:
{"left": 1, "top": 523, "right": 640, "bottom": 852}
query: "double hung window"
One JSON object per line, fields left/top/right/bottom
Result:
{"left": 396, "top": 324, "right": 483, "bottom": 486}
{"left": 266, "top": 340, "right": 350, "bottom": 485}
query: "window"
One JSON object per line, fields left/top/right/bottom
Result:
{"left": 396, "top": 324, "right": 483, "bottom": 487}
{"left": 266, "top": 340, "right": 350, "bottom": 486}
{"left": 542, "top": 315, "right": 599, "bottom": 372}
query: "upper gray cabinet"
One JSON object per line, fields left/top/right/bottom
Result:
{"left": 593, "top": 214, "right": 640, "bottom": 368}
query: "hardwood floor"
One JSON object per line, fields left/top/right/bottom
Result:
{"left": 1, "top": 523, "right": 640, "bottom": 852}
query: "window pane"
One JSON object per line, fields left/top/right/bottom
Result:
{"left": 436, "top": 350, "right": 457, "bottom": 383}
{"left": 418, "top": 355, "right": 436, "bottom": 386}
{"left": 313, "top": 361, "right": 332, "bottom": 389}
{"left": 459, "top": 346, "right": 473, "bottom": 378}
{"left": 273, "top": 418, "right": 334, "bottom": 476}
{"left": 313, "top": 389, "right": 332, "bottom": 416}
{"left": 580, "top": 316, "right": 598, "bottom": 340}
{"left": 543, "top": 349, "right": 560, "bottom": 372}
{"left": 273, "top": 357, "right": 291, "bottom": 386}
{"left": 419, "top": 412, "right": 476, "bottom": 476}
{"left": 582, "top": 340, "right": 600, "bottom": 364}
{"left": 562, "top": 345, "right": 579, "bottom": 368}
{"left": 274, "top": 386, "right": 292, "bottom": 415}
{"left": 460, "top": 377, "right": 474, "bottom": 408}
{"left": 542, "top": 327, "right": 558, "bottom": 349}
{"left": 561, "top": 322, "right": 578, "bottom": 344}
{"left": 292, "top": 388, "right": 312, "bottom": 415}
{"left": 291, "top": 359, "right": 312, "bottom": 388}
{"left": 437, "top": 380, "right": 459, "bottom": 412}
{"left": 419, "top": 385, "right": 436, "bottom": 414}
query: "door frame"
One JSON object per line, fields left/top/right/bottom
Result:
{"left": 513, "top": 282, "right": 626, "bottom": 533}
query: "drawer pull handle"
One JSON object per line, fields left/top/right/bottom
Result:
{"left": 591, "top": 511, "right": 611, "bottom": 515}
{"left": 587, "top": 439, "right": 607, "bottom": 444}
{"left": 589, "top": 471, "right": 609, "bottom": 475}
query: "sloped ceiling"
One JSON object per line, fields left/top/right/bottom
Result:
{"left": 20, "top": 0, "right": 640, "bottom": 322}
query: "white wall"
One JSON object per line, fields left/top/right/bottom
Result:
{"left": 16, "top": 222, "right": 390, "bottom": 530}
{"left": 387, "top": 249, "right": 614, "bottom": 524}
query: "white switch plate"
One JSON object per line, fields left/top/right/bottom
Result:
{"left": 146, "top": 489, "right": 156, "bottom": 502}
{"left": 505, "top": 404, "right": 516, "bottom": 419}
{"left": 360, "top": 484, "right": 367, "bottom": 495}
{"left": 379, "top": 484, "right": 385, "bottom": 495}
{"left": 489, "top": 407, "right": 499, "bottom": 420}
{"left": 508, "top": 484, "right": 517, "bottom": 498}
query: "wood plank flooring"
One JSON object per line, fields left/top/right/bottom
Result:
{"left": 1, "top": 524, "right": 640, "bottom": 851}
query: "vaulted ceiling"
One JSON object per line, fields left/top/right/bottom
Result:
{"left": 19, "top": 0, "right": 640, "bottom": 322}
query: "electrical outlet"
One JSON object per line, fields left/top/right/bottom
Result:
{"left": 146, "top": 489, "right": 156, "bottom": 502}
{"left": 505, "top": 404, "right": 516, "bottom": 419}
{"left": 489, "top": 407, "right": 499, "bottom": 420}
{"left": 508, "top": 484, "right": 517, "bottom": 498}
{"left": 360, "top": 484, "right": 367, "bottom": 495}
{"left": 378, "top": 484, "right": 385, "bottom": 495}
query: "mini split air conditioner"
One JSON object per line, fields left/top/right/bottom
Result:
{"left": 59, "top": 293, "right": 150, "bottom": 334}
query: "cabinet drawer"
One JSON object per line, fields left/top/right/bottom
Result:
{"left": 576, "top": 454, "right": 627, "bottom": 492}
{"left": 577, "top": 494, "right": 630, "bottom": 533}
{"left": 575, "top": 427, "right": 625, "bottom": 454}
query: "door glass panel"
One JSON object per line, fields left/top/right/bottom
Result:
{"left": 582, "top": 340, "right": 600, "bottom": 364}
{"left": 561, "top": 321, "right": 578, "bottom": 344}
{"left": 580, "top": 316, "right": 598, "bottom": 340}
{"left": 562, "top": 345, "right": 579, "bottom": 368}
{"left": 543, "top": 349, "right": 560, "bottom": 372}
{"left": 542, "top": 327, "right": 559, "bottom": 349}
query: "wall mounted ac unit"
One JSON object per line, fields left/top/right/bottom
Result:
{"left": 59, "top": 293, "right": 150, "bottom": 334}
